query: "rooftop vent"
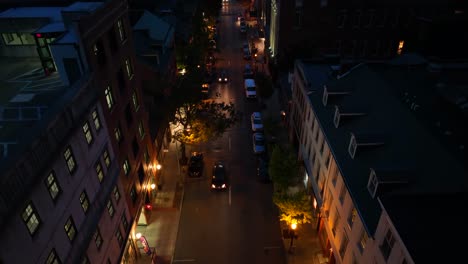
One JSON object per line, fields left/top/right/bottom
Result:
{"left": 323, "top": 85, "right": 351, "bottom": 106}
{"left": 333, "top": 105, "right": 367, "bottom": 128}
{"left": 367, "top": 168, "right": 411, "bottom": 198}
{"left": 348, "top": 132, "right": 385, "bottom": 159}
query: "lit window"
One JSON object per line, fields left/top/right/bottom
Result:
{"left": 83, "top": 121, "right": 93, "bottom": 144}
{"left": 107, "top": 199, "right": 115, "bottom": 217}
{"left": 64, "top": 147, "right": 77, "bottom": 173}
{"left": 102, "top": 148, "right": 111, "bottom": 168}
{"left": 123, "top": 158, "right": 131, "bottom": 176}
{"left": 64, "top": 216, "right": 77, "bottom": 241}
{"left": 105, "top": 86, "right": 115, "bottom": 109}
{"left": 80, "top": 191, "right": 89, "bottom": 213}
{"left": 22, "top": 202, "right": 41, "bottom": 235}
{"left": 125, "top": 58, "right": 134, "bottom": 79}
{"left": 46, "top": 249, "right": 61, "bottom": 264}
{"left": 347, "top": 207, "right": 357, "bottom": 228}
{"left": 117, "top": 19, "right": 126, "bottom": 42}
{"left": 114, "top": 126, "right": 123, "bottom": 143}
{"left": 132, "top": 90, "right": 139, "bottom": 110}
{"left": 397, "top": 40, "right": 404, "bottom": 55}
{"left": 45, "top": 171, "right": 61, "bottom": 201}
{"left": 113, "top": 185, "right": 121, "bottom": 202}
{"left": 94, "top": 228, "right": 103, "bottom": 250}
{"left": 95, "top": 162, "right": 104, "bottom": 183}
{"left": 358, "top": 230, "right": 368, "bottom": 253}
{"left": 92, "top": 109, "right": 101, "bottom": 131}
{"left": 138, "top": 121, "right": 145, "bottom": 139}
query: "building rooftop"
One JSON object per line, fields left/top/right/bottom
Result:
{"left": 298, "top": 58, "right": 468, "bottom": 254}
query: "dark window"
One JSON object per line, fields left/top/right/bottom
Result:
{"left": 113, "top": 185, "right": 121, "bottom": 202}
{"left": 94, "top": 228, "right": 103, "bottom": 250}
{"left": 93, "top": 40, "right": 106, "bottom": 66}
{"left": 380, "top": 229, "right": 395, "bottom": 260}
{"left": 116, "top": 228, "right": 124, "bottom": 247}
{"left": 130, "top": 184, "right": 137, "bottom": 204}
{"left": 121, "top": 212, "right": 128, "bottom": 231}
{"left": 132, "top": 137, "right": 139, "bottom": 158}
{"left": 45, "top": 171, "right": 61, "bottom": 201}
{"left": 64, "top": 216, "right": 77, "bottom": 242}
{"left": 108, "top": 27, "right": 118, "bottom": 52}
{"left": 125, "top": 104, "right": 133, "bottom": 125}
{"left": 22, "top": 202, "right": 41, "bottom": 235}
{"left": 138, "top": 165, "right": 145, "bottom": 184}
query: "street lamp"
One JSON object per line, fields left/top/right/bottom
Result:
{"left": 288, "top": 223, "right": 297, "bottom": 254}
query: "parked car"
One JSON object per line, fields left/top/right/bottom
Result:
{"left": 240, "top": 21, "right": 247, "bottom": 33}
{"left": 250, "top": 112, "right": 264, "bottom": 132}
{"left": 188, "top": 152, "right": 204, "bottom": 177}
{"left": 217, "top": 69, "right": 229, "bottom": 83}
{"left": 211, "top": 161, "right": 228, "bottom": 190}
{"left": 252, "top": 133, "right": 266, "bottom": 154}
{"left": 243, "top": 64, "right": 254, "bottom": 78}
{"left": 243, "top": 47, "right": 251, "bottom": 60}
{"left": 201, "top": 83, "right": 209, "bottom": 94}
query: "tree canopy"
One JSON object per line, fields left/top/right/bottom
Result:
{"left": 273, "top": 190, "right": 313, "bottom": 226}
{"left": 269, "top": 145, "right": 300, "bottom": 190}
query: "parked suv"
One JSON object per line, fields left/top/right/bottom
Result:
{"left": 188, "top": 152, "right": 204, "bottom": 177}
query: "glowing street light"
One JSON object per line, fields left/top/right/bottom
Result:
{"left": 289, "top": 222, "right": 298, "bottom": 254}
{"left": 156, "top": 164, "right": 162, "bottom": 170}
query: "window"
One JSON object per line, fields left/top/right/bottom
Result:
{"left": 331, "top": 210, "right": 340, "bottom": 236}
{"left": 130, "top": 184, "right": 137, "bottom": 204}
{"left": 125, "top": 58, "right": 134, "bottom": 79}
{"left": 22, "top": 202, "right": 41, "bottom": 235}
{"left": 347, "top": 207, "right": 357, "bottom": 229}
{"left": 348, "top": 134, "right": 357, "bottom": 158}
{"left": 64, "top": 216, "right": 77, "bottom": 242}
{"left": 380, "top": 229, "right": 395, "bottom": 260}
{"left": 353, "top": 9, "right": 362, "bottom": 28}
{"left": 107, "top": 199, "right": 115, "bottom": 217}
{"left": 2, "top": 32, "right": 35, "bottom": 46}
{"left": 339, "top": 232, "right": 349, "bottom": 258}
{"left": 332, "top": 169, "right": 338, "bottom": 187}
{"left": 114, "top": 126, "right": 123, "bottom": 143}
{"left": 105, "top": 85, "right": 115, "bottom": 110}
{"left": 117, "top": 19, "right": 126, "bottom": 42}
{"left": 46, "top": 249, "right": 61, "bottom": 264}
{"left": 82, "top": 256, "right": 90, "bottom": 264}
{"left": 113, "top": 185, "right": 121, "bottom": 202}
{"left": 121, "top": 212, "right": 128, "bottom": 231}
{"left": 116, "top": 228, "right": 124, "bottom": 247}
{"left": 92, "top": 109, "right": 101, "bottom": 131}
{"left": 80, "top": 191, "right": 89, "bottom": 213}
{"left": 123, "top": 158, "right": 131, "bottom": 176}
{"left": 82, "top": 121, "right": 93, "bottom": 144}
{"left": 132, "top": 90, "right": 139, "bottom": 110}
{"left": 93, "top": 41, "right": 106, "bottom": 66}
{"left": 358, "top": 230, "right": 368, "bottom": 253}
{"left": 144, "top": 147, "right": 150, "bottom": 164}
{"left": 138, "top": 165, "right": 145, "bottom": 184}
{"left": 397, "top": 40, "right": 404, "bottom": 55}
{"left": 45, "top": 171, "right": 61, "bottom": 201}
{"left": 367, "top": 169, "right": 378, "bottom": 197}
{"left": 117, "top": 69, "right": 126, "bottom": 93}
{"left": 94, "top": 228, "right": 103, "bottom": 250}
{"left": 108, "top": 27, "right": 118, "bottom": 52}
{"left": 95, "top": 161, "right": 104, "bottom": 183}
{"left": 64, "top": 147, "right": 77, "bottom": 174}
{"left": 102, "top": 148, "right": 111, "bottom": 168}
{"left": 138, "top": 121, "right": 145, "bottom": 139}
{"left": 339, "top": 184, "right": 346, "bottom": 204}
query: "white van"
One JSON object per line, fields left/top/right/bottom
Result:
{"left": 244, "top": 79, "right": 256, "bottom": 98}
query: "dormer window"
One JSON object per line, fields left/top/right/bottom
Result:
{"left": 322, "top": 85, "right": 329, "bottom": 106}
{"left": 333, "top": 105, "right": 340, "bottom": 128}
{"left": 367, "top": 168, "right": 378, "bottom": 197}
{"left": 348, "top": 133, "right": 357, "bottom": 158}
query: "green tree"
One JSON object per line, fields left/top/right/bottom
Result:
{"left": 269, "top": 145, "right": 300, "bottom": 189}
{"left": 171, "top": 99, "right": 240, "bottom": 164}
{"left": 273, "top": 190, "right": 313, "bottom": 226}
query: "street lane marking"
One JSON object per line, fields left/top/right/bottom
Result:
{"left": 173, "top": 259, "right": 196, "bottom": 262}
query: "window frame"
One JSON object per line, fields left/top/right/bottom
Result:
{"left": 64, "top": 146, "right": 77, "bottom": 174}
{"left": 22, "top": 202, "right": 41, "bottom": 236}
{"left": 82, "top": 121, "right": 93, "bottom": 145}
{"left": 80, "top": 190, "right": 90, "bottom": 213}
{"left": 107, "top": 199, "right": 115, "bottom": 218}
{"left": 104, "top": 85, "right": 115, "bottom": 110}
{"left": 102, "top": 148, "right": 111, "bottom": 168}
{"left": 45, "top": 171, "right": 61, "bottom": 201}
{"left": 117, "top": 18, "right": 127, "bottom": 43}
{"left": 95, "top": 161, "right": 104, "bottom": 183}
{"left": 92, "top": 109, "right": 101, "bottom": 131}
{"left": 123, "top": 158, "right": 131, "bottom": 176}
{"left": 46, "top": 248, "right": 61, "bottom": 264}
{"left": 64, "top": 216, "right": 77, "bottom": 242}
{"left": 94, "top": 228, "right": 103, "bottom": 250}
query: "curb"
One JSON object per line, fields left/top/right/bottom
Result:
{"left": 170, "top": 181, "right": 185, "bottom": 264}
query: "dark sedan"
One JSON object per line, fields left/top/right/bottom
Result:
{"left": 188, "top": 152, "right": 204, "bottom": 177}
{"left": 211, "top": 161, "right": 228, "bottom": 190}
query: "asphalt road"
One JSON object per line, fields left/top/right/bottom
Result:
{"left": 173, "top": 1, "right": 287, "bottom": 264}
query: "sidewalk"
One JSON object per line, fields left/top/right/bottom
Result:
{"left": 135, "top": 141, "right": 184, "bottom": 264}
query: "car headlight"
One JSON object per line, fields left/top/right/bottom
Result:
{"left": 221, "top": 184, "right": 226, "bottom": 188}
{"left": 224, "top": 78, "right": 228, "bottom": 81}
{"left": 218, "top": 78, "right": 222, "bottom": 81}
{"left": 211, "top": 184, "right": 216, "bottom": 188}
